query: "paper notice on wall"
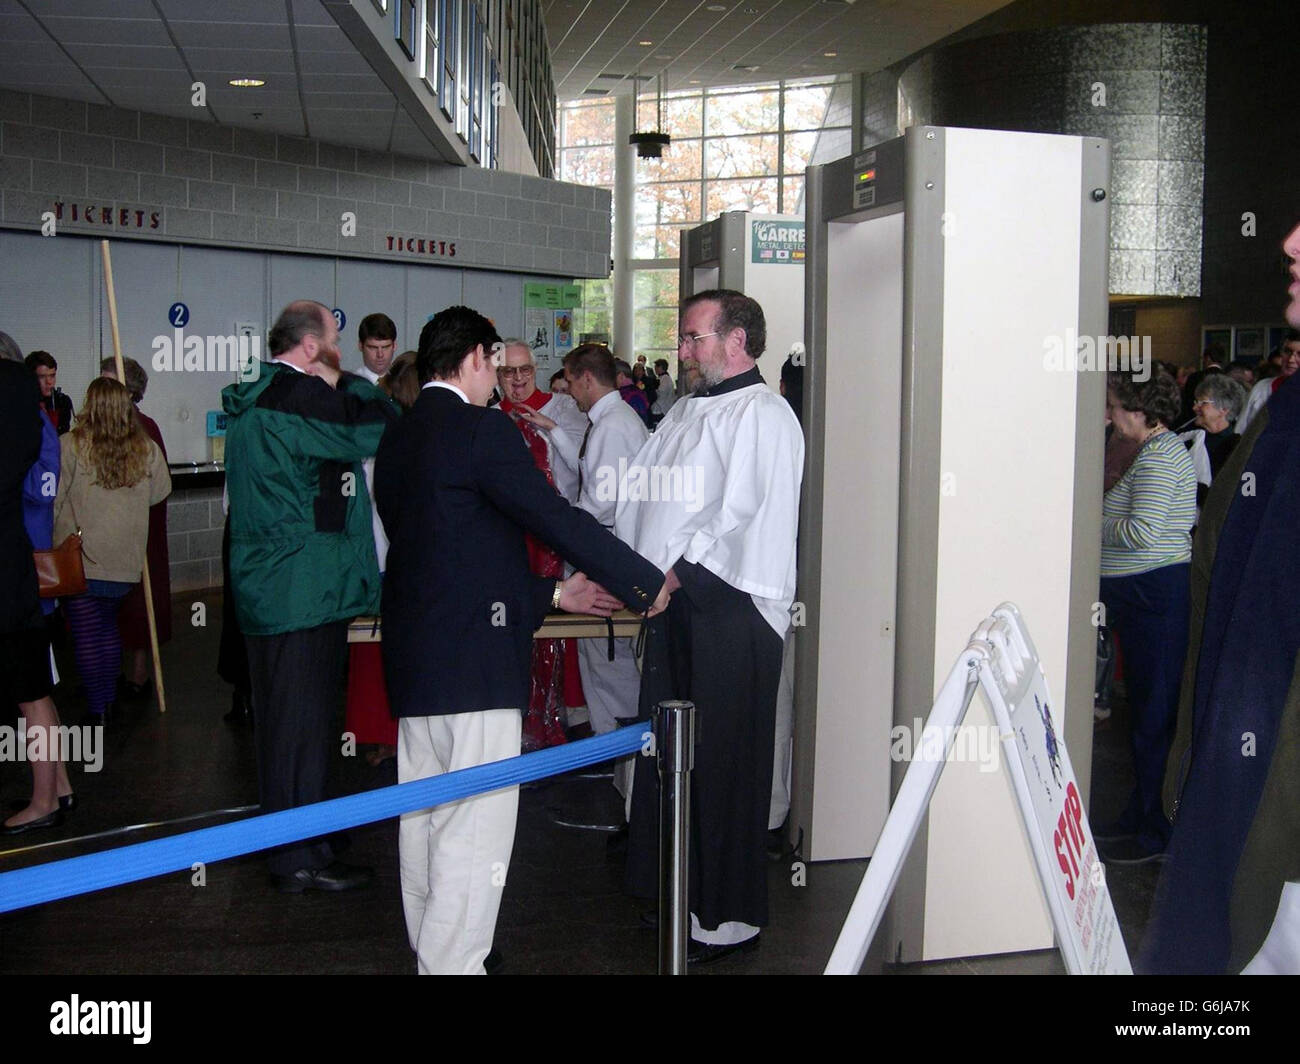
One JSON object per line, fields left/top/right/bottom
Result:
{"left": 526, "top": 306, "right": 555, "bottom": 379}
{"left": 554, "top": 310, "right": 574, "bottom": 354}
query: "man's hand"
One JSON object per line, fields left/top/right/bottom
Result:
{"left": 647, "top": 567, "right": 676, "bottom": 617}
{"left": 558, "top": 572, "right": 623, "bottom": 616}
{"left": 307, "top": 359, "right": 341, "bottom": 388}
{"left": 514, "top": 406, "right": 557, "bottom": 432}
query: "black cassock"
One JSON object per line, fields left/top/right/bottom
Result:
{"left": 625, "top": 560, "right": 783, "bottom": 932}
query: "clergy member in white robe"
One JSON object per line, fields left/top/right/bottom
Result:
{"left": 615, "top": 289, "right": 803, "bottom": 962}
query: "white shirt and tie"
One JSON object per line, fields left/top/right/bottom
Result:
{"left": 539, "top": 388, "right": 650, "bottom": 745}
{"left": 548, "top": 389, "right": 648, "bottom": 526}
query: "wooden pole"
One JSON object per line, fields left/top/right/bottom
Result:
{"left": 100, "top": 239, "right": 167, "bottom": 713}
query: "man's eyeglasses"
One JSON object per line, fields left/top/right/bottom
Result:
{"left": 677, "top": 331, "right": 720, "bottom": 348}
{"left": 499, "top": 366, "right": 534, "bottom": 378}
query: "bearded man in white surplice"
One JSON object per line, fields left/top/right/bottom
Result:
{"left": 615, "top": 289, "right": 804, "bottom": 965}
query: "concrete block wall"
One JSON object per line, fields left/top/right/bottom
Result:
{"left": 0, "top": 89, "right": 611, "bottom": 279}
{"left": 165, "top": 485, "right": 225, "bottom": 593}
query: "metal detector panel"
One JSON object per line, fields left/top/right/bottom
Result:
{"left": 798, "top": 126, "right": 1108, "bottom": 962}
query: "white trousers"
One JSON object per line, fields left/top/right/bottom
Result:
{"left": 577, "top": 635, "right": 641, "bottom": 802}
{"left": 398, "top": 709, "right": 522, "bottom": 975}
{"left": 576, "top": 635, "right": 641, "bottom": 734}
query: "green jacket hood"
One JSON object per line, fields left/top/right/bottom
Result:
{"left": 221, "top": 362, "right": 280, "bottom": 416}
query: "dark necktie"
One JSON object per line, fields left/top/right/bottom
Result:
{"left": 577, "top": 421, "right": 593, "bottom": 495}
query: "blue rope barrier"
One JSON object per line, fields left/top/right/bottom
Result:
{"left": 0, "top": 725, "right": 649, "bottom": 915}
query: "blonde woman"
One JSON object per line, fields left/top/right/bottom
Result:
{"left": 54, "top": 377, "right": 171, "bottom": 722}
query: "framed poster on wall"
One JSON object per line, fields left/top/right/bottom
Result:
{"left": 1234, "top": 326, "right": 1266, "bottom": 362}
{"left": 1202, "top": 325, "right": 1233, "bottom": 358}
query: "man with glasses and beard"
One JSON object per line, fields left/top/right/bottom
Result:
{"left": 617, "top": 289, "right": 804, "bottom": 963}
{"left": 222, "top": 300, "right": 396, "bottom": 893}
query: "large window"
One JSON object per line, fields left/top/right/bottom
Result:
{"left": 558, "top": 77, "right": 851, "bottom": 365}
{"left": 631, "top": 77, "right": 851, "bottom": 260}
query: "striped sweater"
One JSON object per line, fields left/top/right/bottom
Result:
{"left": 1101, "top": 430, "right": 1196, "bottom": 577}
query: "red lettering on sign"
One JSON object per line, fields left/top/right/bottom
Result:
{"left": 1055, "top": 828, "right": 1075, "bottom": 900}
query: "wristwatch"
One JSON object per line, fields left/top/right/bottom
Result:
{"left": 552, "top": 581, "right": 563, "bottom": 610}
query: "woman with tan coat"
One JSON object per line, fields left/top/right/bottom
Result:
{"left": 54, "top": 377, "right": 170, "bottom": 722}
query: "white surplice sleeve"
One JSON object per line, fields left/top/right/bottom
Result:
{"left": 682, "top": 396, "right": 803, "bottom": 606}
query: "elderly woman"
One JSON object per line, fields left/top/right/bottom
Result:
{"left": 1191, "top": 373, "right": 1248, "bottom": 484}
{"left": 1096, "top": 367, "right": 1197, "bottom": 864}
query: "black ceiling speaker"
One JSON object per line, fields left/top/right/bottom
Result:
{"left": 629, "top": 131, "right": 671, "bottom": 158}
{"left": 630, "top": 73, "right": 671, "bottom": 159}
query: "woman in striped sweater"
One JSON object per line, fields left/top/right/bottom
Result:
{"left": 1096, "top": 367, "right": 1197, "bottom": 865}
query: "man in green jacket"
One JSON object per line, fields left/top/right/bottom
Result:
{"left": 222, "top": 300, "right": 396, "bottom": 893}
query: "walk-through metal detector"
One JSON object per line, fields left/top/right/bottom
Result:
{"left": 794, "top": 126, "right": 1110, "bottom": 963}
{"left": 678, "top": 211, "right": 805, "bottom": 395}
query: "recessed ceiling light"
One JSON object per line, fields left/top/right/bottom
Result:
{"left": 655, "top": 53, "right": 673, "bottom": 60}
{"left": 229, "top": 78, "right": 265, "bottom": 87}
{"left": 689, "top": 78, "right": 701, "bottom": 84}
{"left": 732, "top": 63, "right": 760, "bottom": 71}
{"left": 823, "top": 50, "right": 837, "bottom": 57}
{"left": 706, "top": 3, "right": 727, "bottom": 9}
{"left": 638, "top": 40, "right": 653, "bottom": 46}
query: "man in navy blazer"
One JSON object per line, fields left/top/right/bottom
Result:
{"left": 374, "top": 305, "right": 668, "bottom": 975}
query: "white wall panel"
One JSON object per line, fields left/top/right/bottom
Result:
{"left": 404, "top": 265, "right": 464, "bottom": 352}
{"left": 2, "top": 235, "right": 565, "bottom": 463}
{"left": 0, "top": 231, "right": 96, "bottom": 409}
{"left": 335, "top": 258, "right": 408, "bottom": 372}
{"left": 921, "top": 127, "right": 1084, "bottom": 960}
{"left": 269, "top": 254, "right": 336, "bottom": 322}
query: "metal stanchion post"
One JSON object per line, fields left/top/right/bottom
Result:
{"left": 656, "top": 699, "right": 695, "bottom": 975}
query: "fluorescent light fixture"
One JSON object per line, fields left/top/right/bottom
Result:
{"left": 228, "top": 78, "right": 266, "bottom": 87}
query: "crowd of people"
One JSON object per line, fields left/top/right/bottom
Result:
{"left": 4, "top": 216, "right": 1297, "bottom": 976}
{"left": 204, "top": 290, "right": 802, "bottom": 974}
{"left": 1, "top": 337, "right": 171, "bottom": 835}
{"left": 1097, "top": 219, "right": 1300, "bottom": 975}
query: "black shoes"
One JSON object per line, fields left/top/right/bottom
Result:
{"left": 7, "top": 793, "right": 76, "bottom": 813}
{"left": 224, "top": 688, "right": 253, "bottom": 725}
{"left": 1098, "top": 837, "right": 1168, "bottom": 865}
{"left": 688, "top": 934, "right": 761, "bottom": 965}
{"left": 638, "top": 911, "right": 762, "bottom": 964}
{"left": 119, "top": 676, "right": 152, "bottom": 700}
{"left": 272, "top": 861, "right": 374, "bottom": 894}
{"left": 82, "top": 703, "right": 118, "bottom": 727}
{"left": 1, "top": 808, "right": 65, "bottom": 835}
